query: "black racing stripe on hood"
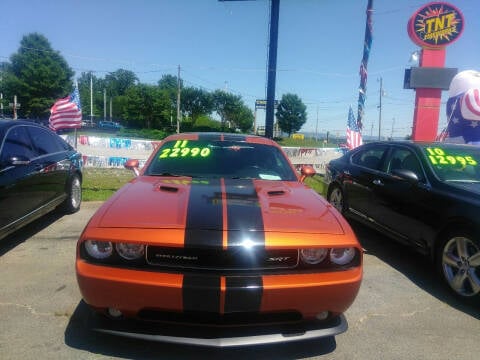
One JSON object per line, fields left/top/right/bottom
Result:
{"left": 182, "top": 275, "right": 221, "bottom": 313}
{"left": 224, "top": 276, "right": 263, "bottom": 313}
{"left": 224, "top": 179, "right": 265, "bottom": 248}
{"left": 184, "top": 179, "right": 223, "bottom": 248}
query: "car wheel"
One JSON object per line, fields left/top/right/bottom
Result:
{"left": 436, "top": 230, "right": 480, "bottom": 301}
{"left": 327, "top": 185, "right": 346, "bottom": 214}
{"left": 60, "top": 174, "right": 82, "bottom": 214}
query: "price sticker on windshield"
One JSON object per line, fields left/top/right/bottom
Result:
{"left": 159, "top": 140, "right": 211, "bottom": 159}
{"left": 425, "top": 147, "right": 478, "bottom": 166}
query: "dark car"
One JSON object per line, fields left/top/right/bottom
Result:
{"left": 0, "top": 120, "right": 83, "bottom": 241}
{"left": 325, "top": 140, "right": 480, "bottom": 302}
{"left": 76, "top": 132, "right": 362, "bottom": 347}
{"left": 98, "top": 120, "right": 122, "bottom": 130}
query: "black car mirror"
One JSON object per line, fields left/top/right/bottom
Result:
{"left": 391, "top": 168, "right": 419, "bottom": 183}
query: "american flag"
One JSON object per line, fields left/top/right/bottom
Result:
{"left": 347, "top": 106, "right": 362, "bottom": 150}
{"left": 49, "top": 84, "right": 82, "bottom": 131}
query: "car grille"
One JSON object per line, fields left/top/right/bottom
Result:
{"left": 146, "top": 246, "right": 299, "bottom": 270}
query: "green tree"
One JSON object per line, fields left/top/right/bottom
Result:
{"left": 213, "top": 90, "right": 250, "bottom": 131}
{"left": 181, "top": 86, "right": 214, "bottom": 124}
{"left": 77, "top": 71, "right": 105, "bottom": 122}
{"left": 158, "top": 74, "right": 182, "bottom": 128}
{"left": 2, "top": 33, "right": 74, "bottom": 119}
{"left": 122, "top": 84, "right": 170, "bottom": 130}
{"left": 230, "top": 104, "right": 254, "bottom": 133}
{"left": 105, "top": 69, "right": 138, "bottom": 96}
{"left": 158, "top": 74, "right": 181, "bottom": 91}
{"left": 276, "top": 93, "right": 307, "bottom": 136}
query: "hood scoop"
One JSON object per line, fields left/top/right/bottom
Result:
{"left": 158, "top": 185, "right": 179, "bottom": 193}
{"left": 267, "top": 190, "right": 286, "bottom": 196}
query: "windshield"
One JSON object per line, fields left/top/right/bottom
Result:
{"left": 423, "top": 145, "right": 480, "bottom": 183}
{"left": 144, "top": 139, "right": 297, "bottom": 181}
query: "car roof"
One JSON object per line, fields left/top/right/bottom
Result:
{"left": 161, "top": 132, "right": 280, "bottom": 147}
{"left": 359, "top": 140, "right": 480, "bottom": 151}
{"left": 0, "top": 119, "right": 50, "bottom": 137}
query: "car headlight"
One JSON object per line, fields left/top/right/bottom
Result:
{"left": 300, "top": 248, "right": 328, "bottom": 264}
{"left": 84, "top": 240, "right": 113, "bottom": 259}
{"left": 116, "top": 243, "right": 145, "bottom": 260}
{"left": 330, "top": 247, "right": 355, "bottom": 265}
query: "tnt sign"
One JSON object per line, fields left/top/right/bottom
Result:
{"left": 408, "top": 2, "right": 464, "bottom": 48}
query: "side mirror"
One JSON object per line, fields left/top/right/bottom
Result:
{"left": 10, "top": 155, "right": 31, "bottom": 166}
{"left": 300, "top": 165, "right": 316, "bottom": 182}
{"left": 124, "top": 159, "right": 140, "bottom": 177}
{"left": 391, "top": 168, "right": 419, "bottom": 183}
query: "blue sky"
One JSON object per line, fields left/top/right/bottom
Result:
{"left": 2, "top": 0, "right": 479, "bottom": 139}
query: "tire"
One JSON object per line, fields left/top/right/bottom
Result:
{"left": 60, "top": 173, "right": 82, "bottom": 214}
{"left": 436, "top": 229, "right": 480, "bottom": 301}
{"left": 327, "top": 185, "right": 346, "bottom": 214}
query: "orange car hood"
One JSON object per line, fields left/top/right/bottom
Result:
{"left": 94, "top": 177, "right": 344, "bottom": 235}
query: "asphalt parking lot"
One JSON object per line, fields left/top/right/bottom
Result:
{"left": 0, "top": 202, "right": 478, "bottom": 360}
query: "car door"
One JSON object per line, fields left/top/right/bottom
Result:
{"left": 344, "top": 144, "right": 389, "bottom": 219}
{"left": 367, "top": 146, "right": 434, "bottom": 247}
{"left": 0, "top": 125, "right": 42, "bottom": 231}
{"left": 26, "top": 126, "right": 72, "bottom": 206}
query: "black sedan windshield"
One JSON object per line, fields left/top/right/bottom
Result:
{"left": 145, "top": 139, "right": 297, "bottom": 181}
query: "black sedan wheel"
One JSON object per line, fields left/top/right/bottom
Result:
{"left": 327, "top": 185, "right": 346, "bottom": 214}
{"left": 437, "top": 231, "right": 480, "bottom": 300}
{"left": 60, "top": 174, "right": 82, "bottom": 214}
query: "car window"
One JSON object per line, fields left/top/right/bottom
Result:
{"left": 145, "top": 139, "right": 297, "bottom": 181}
{"left": 387, "top": 148, "right": 425, "bottom": 181}
{"left": 351, "top": 146, "right": 388, "bottom": 170}
{"left": 0, "top": 125, "right": 38, "bottom": 163}
{"left": 27, "top": 126, "right": 69, "bottom": 155}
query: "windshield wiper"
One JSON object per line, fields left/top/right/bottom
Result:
{"left": 445, "top": 179, "right": 480, "bottom": 183}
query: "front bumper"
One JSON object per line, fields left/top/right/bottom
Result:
{"left": 89, "top": 310, "right": 348, "bottom": 347}
{"left": 77, "top": 261, "right": 361, "bottom": 346}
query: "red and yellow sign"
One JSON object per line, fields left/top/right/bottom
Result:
{"left": 408, "top": 2, "right": 464, "bottom": 48}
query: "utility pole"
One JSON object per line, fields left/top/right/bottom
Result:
{"left": 378, "top": 77, "right": 383, "bottom": 140}
{"left": 176, "top": 65, "right": 181, "bottom": 134}
{"left": 265, "top": 0, "right": 280, "bottom": 139}
{"left": 90, "top": 74, "right": 93, "bottom": 123}
{"left": 218, "top": 0, "right": 280, "bottom": 138}
{"left": 13, "top": 95, "right": 18, "bottom": 120}
{"left": 391, "top": 117, "right": 395, "bottom": 140}
{"left": 110, "top": 97, "right": 112, "bottom": 121}
{"left": 103, "top": 88, "right": 106, "bottom": 121}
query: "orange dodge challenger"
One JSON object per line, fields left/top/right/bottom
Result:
{"left": 76, "top": 132, "right": 362, "bottom": 347}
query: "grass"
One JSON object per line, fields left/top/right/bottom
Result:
{"left": 81, "top": 168, "right": 328, "bottom": 202}
{"left": 305, "top": 174, "right": 328, "bottom": 197}
{"left": 82, "top": 168, "right": 134, "bottom": 201}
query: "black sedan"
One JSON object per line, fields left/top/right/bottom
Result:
{"left": 0, "top": 120, "right": 83, "bottom": 241}
{"left": 325, "top": 141, "right": 480, "bottom": 302}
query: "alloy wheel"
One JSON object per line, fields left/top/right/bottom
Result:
{"left": 328, "top": 187, "right": 344, "bottom": 213}
{"left": 441, "top": 235, "right": 480, "bottom": 297}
